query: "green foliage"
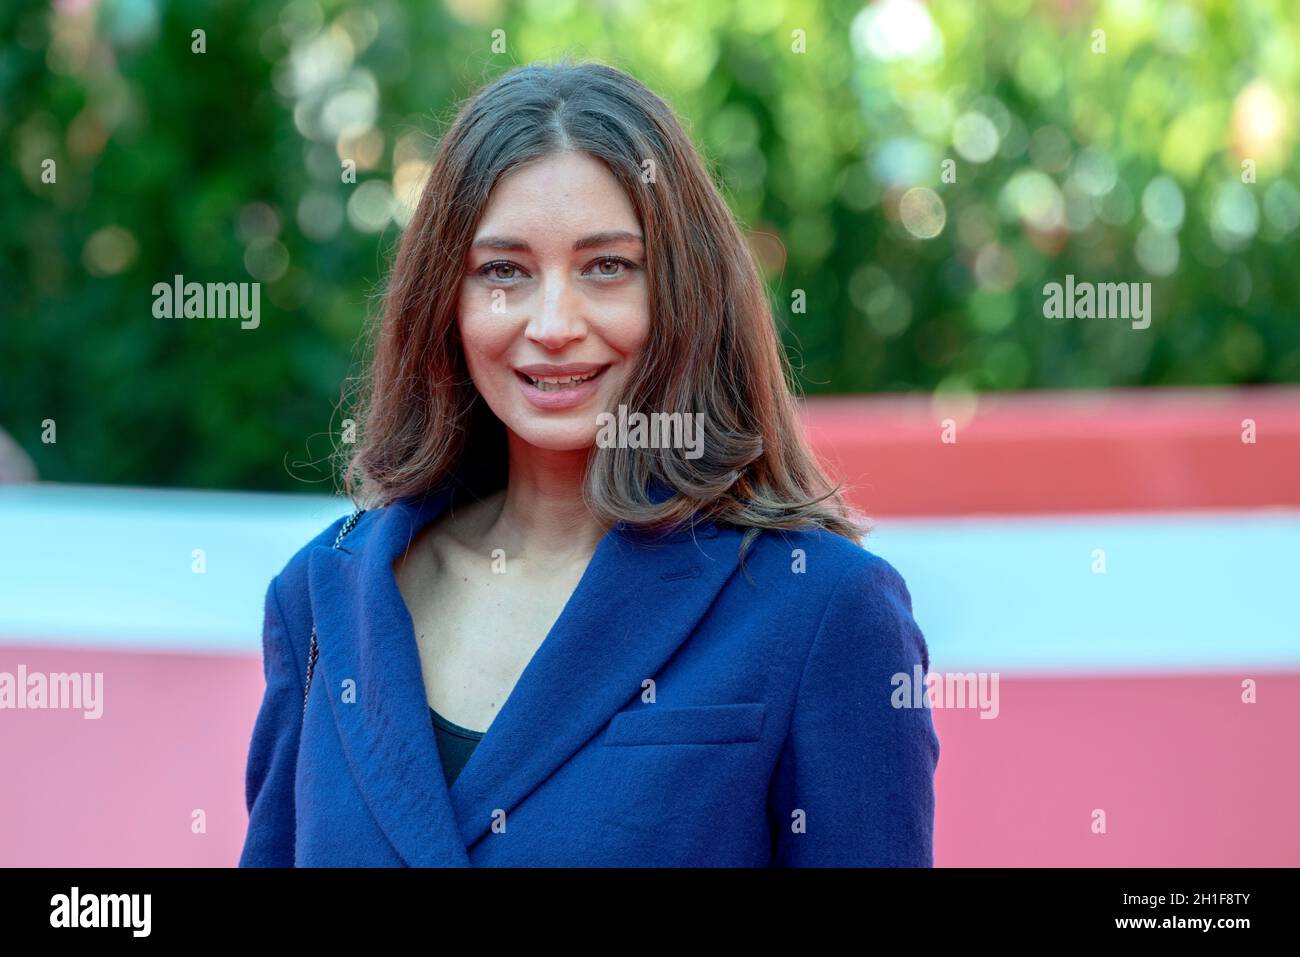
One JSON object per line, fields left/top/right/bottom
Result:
{"left": 1, "top": 0, "right": 1297, "bottom": 490}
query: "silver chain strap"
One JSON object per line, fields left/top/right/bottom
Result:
{"left": 301, "top": 508, "right": 366, "bottom": 725}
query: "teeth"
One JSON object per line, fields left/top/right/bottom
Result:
{"left": 526, "top": 370, "right": 600, "bottom": 390}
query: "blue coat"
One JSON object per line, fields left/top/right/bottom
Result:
{"left": 238, "top": 479, "right": 939, "bottom": 866}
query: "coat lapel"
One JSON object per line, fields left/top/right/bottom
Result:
{"left": 448, "top": 515, "right": 740, "bottom": 851}
{"left": 306, "top": 481, "right": 470, "bottom": 866}
{"left": 306, "top": 478, "right": 743, "bottom": 864}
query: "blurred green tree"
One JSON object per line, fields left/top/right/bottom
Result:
{"left": 1, "top": 0, "right": 1296, "bottom": 491}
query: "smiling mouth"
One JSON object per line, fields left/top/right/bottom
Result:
{"left": 515, "top": 366, "right": 609, "bottom": 391}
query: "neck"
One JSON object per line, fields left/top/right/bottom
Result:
{"left": 483, "top": 433, "right": 608, "bottom": 566}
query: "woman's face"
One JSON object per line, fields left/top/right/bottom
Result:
{"left": 458, "top": 150, "right": 650, "bottom": 453}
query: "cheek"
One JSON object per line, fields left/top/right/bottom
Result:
{"left": 457, "top": 296, "right": 515, "bottom": 364}
{"left": 598, "top": 291, "right": 652, "bottom": 357}
{"left": 457, "top": 321, "right": 505, "bottom": 403}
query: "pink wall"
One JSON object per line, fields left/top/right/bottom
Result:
{"left": 2, "top": 646, "right": 1293, "bottom": 866}
{"left": 930, "top": 673, "right": 1299, "bottom": 866}
{"left": 4, "top": 388, "right": 1297, "bottom": 866}
{"left": 801, "top": 387, "right": 1300, "bottom": 517}
{"left": 1, "top": 646, "right": 255, "bottom": 867}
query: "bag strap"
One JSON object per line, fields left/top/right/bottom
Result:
{"left": 301, "top": 508, "right": 366, "bottom": 725}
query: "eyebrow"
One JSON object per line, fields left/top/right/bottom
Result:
{"left": 470, "top": 230, "right": 644, "bottom": 253}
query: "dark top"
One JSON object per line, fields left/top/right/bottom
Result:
{"left": 429, "top": 707, "right": 485, "bottom": 787}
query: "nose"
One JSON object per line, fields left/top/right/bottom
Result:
{"left": 525, "top": 271, "right": 586, "bottom": 350}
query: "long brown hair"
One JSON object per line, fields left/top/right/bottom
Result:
{"left": 341, "top": 60, "right": 869, "bottom": 565}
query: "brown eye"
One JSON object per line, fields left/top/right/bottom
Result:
{"left": 586, "top": 256, "right": 636, "bottom": 278}
{"left": 478, "top": 261, "right": 523, "bottom": 281}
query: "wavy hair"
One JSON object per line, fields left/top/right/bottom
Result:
{"left": 341, "top": 60, "right": 869, "bottom": 567}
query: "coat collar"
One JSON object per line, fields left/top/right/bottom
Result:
{"left": 305, "top": 477, "right": 739, "bottom": 865}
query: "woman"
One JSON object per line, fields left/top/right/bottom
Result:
{"left": 238, "top": 60, "right": 938, "bottom": 867}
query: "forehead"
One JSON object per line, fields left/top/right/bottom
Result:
{"left": 474, "top": 151, "right": 640, "bottom": 237}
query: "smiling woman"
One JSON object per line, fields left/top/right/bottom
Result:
{"left": 237, "top": 60, "right": 939, "bottom": 868}
{"left": 459, "top": 154, "right": 648, "bottom": 425}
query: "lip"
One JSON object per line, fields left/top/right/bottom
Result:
{"left": 515, "top": 362, "right": 608, "bottom": 377}
{"left": 514, "top": 364, "right": 611, "bottom": 411}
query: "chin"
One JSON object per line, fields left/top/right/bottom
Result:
{"left": 507, "top": 421, "right": 600, "bottom": 452}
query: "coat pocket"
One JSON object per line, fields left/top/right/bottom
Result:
{"left": 602, "top": 702, "right": 766, "bottom": 746}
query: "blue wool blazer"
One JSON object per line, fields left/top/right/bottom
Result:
{"left": 238, "top": 479, "right": 939, "bottom": 867}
